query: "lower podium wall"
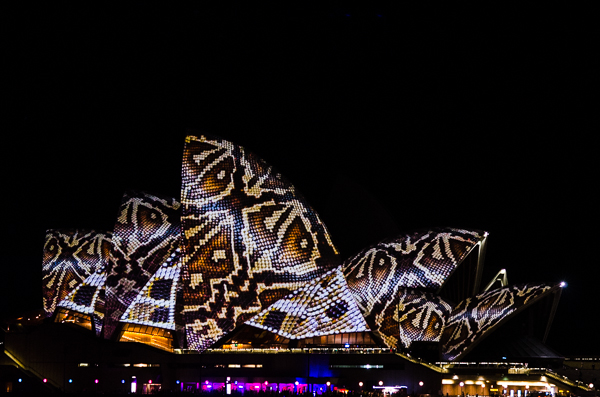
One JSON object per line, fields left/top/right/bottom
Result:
{"left": 4, "top": 322, "right": 441, "bottom": 394}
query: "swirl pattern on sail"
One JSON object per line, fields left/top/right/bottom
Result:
{"left": 57, "top": 267, "right": 108, "bottom": 336}
{"left": 42, "top": 230, "right": 112, "bottom": 317}
{"left": 246, "top": 267, "right": 368, "bottom": 339}
{"left": 441, "top": 283, "right": 558, "bottom": 360}
{"left": 103, "top": 191, "right": 181, "bottom": 339}
{"left": 121, "top": 249, "right": 183, "bottom": 332}
{"left": 342, "top": 228, "right": 484, "bottom": 349}
{"left": 396, "top": 288, "right": 452, "bottom": 349}
{"left": 180, "top": 135, "right": 340, "bottom": 351}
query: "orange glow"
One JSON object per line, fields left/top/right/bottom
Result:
{"left": 119, "top": 324, "right": 173, "bottom": 352}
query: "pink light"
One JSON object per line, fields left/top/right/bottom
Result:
{"left": 43, "top": 379, "right": 47, "bottom": 383}
{"left": 255, "top": 386, "right": 260, "bottom": 389}
{"left": 95, "top": 379, "right": 99, "bottom": 384}
{"left": 149, "top": 380, "right": 152, "bottom": 384}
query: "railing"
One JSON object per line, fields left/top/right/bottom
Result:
{"left": 174, "top": 347, "right": 393, "bottom": 354}
{"left": 3, "top": 348, "right": 60, "bottom": 390}
{"left": 543, "top": 370, "right": 588, "bottom": 391}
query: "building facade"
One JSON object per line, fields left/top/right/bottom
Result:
{"left": 2, "top": 135, "right": 580, "bottom": 395}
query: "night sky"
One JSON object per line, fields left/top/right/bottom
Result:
{"left": 3, "top": 4, "right": 597, "bottom": 355}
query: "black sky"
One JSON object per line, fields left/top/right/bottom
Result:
{"left": 2, "top": 4, "right": 597, "bottom": 355}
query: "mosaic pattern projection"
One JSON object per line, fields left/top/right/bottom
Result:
{"left": 246, "top": 267, "right": 368, "bottom": 339}
{"left": 441, "top": 283, "right": 559, "bottom": 361}
{"left": 57, "top": 267, "right": 107, "bottom": 336}
{"left": 40, "top": 135, "right": 563, "bottom": 357}
{"left": 103, "top": 191, "right": 181, "bottom": 339}
{"left": 180, "top": 135, "right": 340, "bottom": 351}
{"left": 121, "top": 248, "right": 182, "bottom": 332}
{"left": 42, "top": 230, "right": 112, "bottom": 317}
{"left": 396, "top": 288, "right": 452, "bottom": 349}
{"left": 342, "top": 228, "right": 484, "bottom": 349}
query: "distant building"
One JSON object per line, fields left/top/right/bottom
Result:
{"left": 2, "top": 135, "right": 581, "bottom": 395}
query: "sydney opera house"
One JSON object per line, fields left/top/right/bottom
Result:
{"left": 1, "top": 135, "right": 584, "bottom": 394}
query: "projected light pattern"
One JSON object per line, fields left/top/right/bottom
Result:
{"left": 246, "top": 267, "right": 368, "bottom": 339}
{"left": 342, "top": 228, "right": 484, "bottom": 349}
{"left": 121, "top": 249, "right": 182, "bottom": 331}
{"left": 40, "top": 135, "right": 562, "bottom": 357}
{"left": 103, "top": 191, "right": 181, "bottom": 339}
{"left": 57, "top": 267, "right": 107, "bottom": 336}
{"left": 441, "top": 283, "right": 558, "bottom": 361}
{"left": 396, "top": 288, "right": 452, "bottom": 349}
{"left": 180, "top": 135, "right": 340, "bottom": 351}
{"left": 42, "top": 230, "right": 112, "bottom": 317}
